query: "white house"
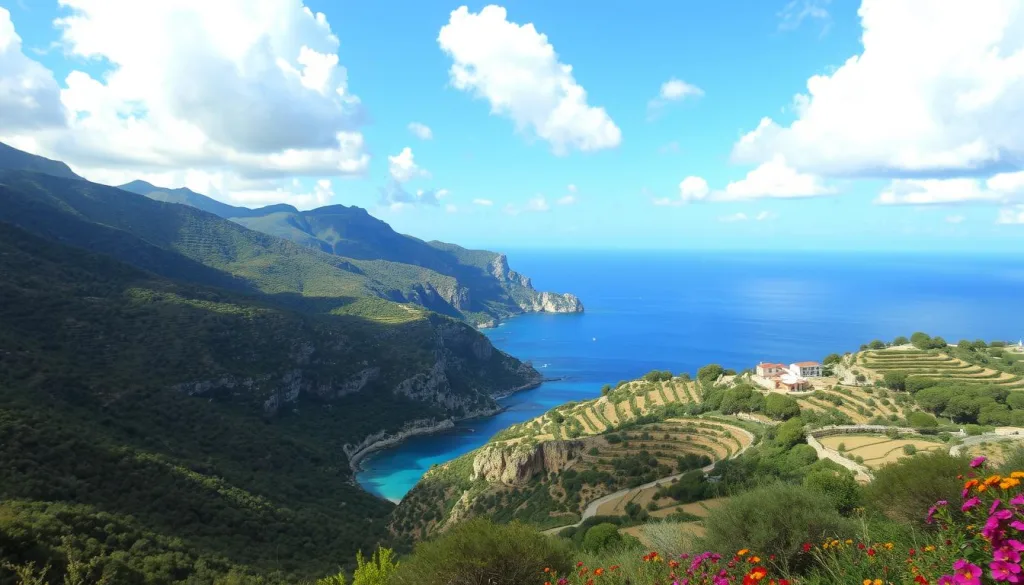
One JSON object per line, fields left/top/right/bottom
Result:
{"left": 756, "top": 362, "right": 786, "bottom": 378}
{"left": 790, "top": 361, "right": 823, "bottom": 378}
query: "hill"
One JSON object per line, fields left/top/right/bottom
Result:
{"left": 0, "top": 219, "right": 541, "bottom": 583}
{"left": 119, "top": 178, "right": 583, "bottom": 325}
{"left": 0, "top": 141, "right": 83, "bottom": 180}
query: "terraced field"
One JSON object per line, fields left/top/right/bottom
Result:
{"left": 793, "top": 384, "right": 914, "bottom": 424}
{"left": 492, "top": 378, "right": 702, "bottom": 444}
{"left": 860, "top": 350, "right": 1024, "bottom": 389}
{"left": 819, "top": 434, "right": 945, "bottom": 469}
{"left": 588, "top": 419, "right": 752, "bottom": 516}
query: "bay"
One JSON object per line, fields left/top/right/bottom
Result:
{"left": 355, "top": 250, "right": 1024, "bottom": 502}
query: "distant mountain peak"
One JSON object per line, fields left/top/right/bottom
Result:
{"left": 0, "top": 141, "right": 83, "bottom": 180}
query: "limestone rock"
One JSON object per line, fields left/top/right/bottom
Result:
{"left": 471, "top": 440, "right": 584, "bottom": 485}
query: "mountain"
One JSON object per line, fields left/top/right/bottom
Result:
{"left": 119, "top": 179, "right": 584, "bottom": 326}
{"left": 0, "top": 156, "right": 547, "bottom": 581}
{"left": 0, "top": 141, "right": 83, "bottom": 180}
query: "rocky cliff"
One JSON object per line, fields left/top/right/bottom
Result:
{"left": 489, "top": 253, "right": 585, "bottom": 318}
{"left": 471, "top": 440, "right": 584, "bottom": 485}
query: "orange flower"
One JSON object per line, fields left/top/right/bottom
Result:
{"left": 544, "top": 568, "right": 551, "bottom": 573}
{"left": 669, "top": 560, "right": 680, "bottom": 569}
{"left": 964, "top": 479, "right": 979, "bottom": 490}
{"left": 738, "top": 549, "right": 751, "bottom": 556}
{"left": 1011, "top": 471, "right": 1024, "bottom": 479}
{"left": 1001, "top": 478, "right": 1021, "bottom": 490}
{"left": 985, "top": 474, "right": 1003, "bottom": 486}
{"left": 748, "top": 556, "right": 761, "bottom": 563}
{"left": 609, "top": 566, "right": 620, "bottom": 572}
{"left": 594, "top": 568, "right": 605, "bottom": 576}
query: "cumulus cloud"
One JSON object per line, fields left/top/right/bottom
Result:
{"left": 997, "top": 206, "right": 1024, "bottom": 225}
{"left": 408, "top": 122, "right": 433, "bottom": 140}
{"left": 656, "top": 157, "right": 832, "bottom": 206}
{"left": 647, "top": 78, "right": 703, "bottom": 118}
{"left": 0, "top": 7, "right": 66, "bottom": 132}
{"left": 875, "top": 171, "right": 1024, "bottom": 205}
{"left": 472, "top": 198, "right": 494, "bottom": 206}
{"left": 733, "top": 0, "right": 1024, "bottom": 179}
{"left": 388, "top": 147, "right": 429, "bottom": 182}
{"left": 0, "top": 0, "right": 370, "bottom": 207}
{"left": 438, "top": 5, "right": 621, "bottom": 155}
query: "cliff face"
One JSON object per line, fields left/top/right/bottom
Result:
{"left": 471, "top": 440, "right": 584, "bottom": 485}
{"left": 489, "top": 253, "right": 585, "bottom": 318}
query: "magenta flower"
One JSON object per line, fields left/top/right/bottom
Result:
{"left": 1013, "top": 520, "right": 1024, "bottom": 531}
{"left": 954, "top": 559, "right": 983, "bottom": 585}
{"left": 996, "top": 543, "right": 1023, "bottom": 563}
{"left": 990, "top": 561, "right": 1021, "bottom": 582}
{"left": 938, "top": 575, "right": 955, "bottom": 585}
{"left": 963, "top": 497, "right": 981, "bottom": 512}
{"left": 972, "top": 456, "right": 987, "bottom": 468}
{"left": 995, "top": 500, "right": 1005, "bottom": 514}
{"left": 1013, "top": 494, "right": 1024, "bottom": 506}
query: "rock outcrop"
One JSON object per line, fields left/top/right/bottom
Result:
{"left": 471, "top": 440, "right": 584, "bottom": 485}
{"left": 517, "top": 291, "right": 585, "bottom": 314}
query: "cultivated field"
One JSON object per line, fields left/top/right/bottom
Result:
{"left": 858, "top": 349, "right": 1024, "bottom": 389}
{"left": 820, "top": 433, "right": 944, "bottom": 469}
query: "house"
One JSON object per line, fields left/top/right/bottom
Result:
{"left": 776, "top": 371, "right": 809, "bottom": 392}
{"left": 791, "top": 361, "right": 823, "bottom": 378}
{"left": 756, "top": 362, "right": 786, "bottom": 378}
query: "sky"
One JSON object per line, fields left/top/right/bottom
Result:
{"left": 1, "top": 0, "right": 1023, "bottom": 251}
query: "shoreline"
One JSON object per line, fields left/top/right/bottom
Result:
{"left": 348, "top": 378, "right": 544, "bottom": 498}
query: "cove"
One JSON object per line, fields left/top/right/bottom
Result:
{"left": 355, "top": 250, "right": 1024, "bottom": 502}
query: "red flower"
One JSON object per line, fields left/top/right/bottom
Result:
{"left": 577, "top": 562, "right": 584, "bottom": 568}
{"left": 802, "top": 543, "right": 813, "bottom": 553}
{"left": 915, "top": 576, "right": 929, "bottom": 585}
{"left": 868, "top": 548, "right": 876, "bottom": 557}
{"left": 780, "top": 581, "right": 790, "bottom": 585}
{"left": 858, "top": 543, "right": 866, "bottom": 550}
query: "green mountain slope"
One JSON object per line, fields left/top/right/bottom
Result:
{"left": 119, "top": 180, "right": 584, "bottom": 326}
{"left": 0, "top": 141, "right": 83, "bottom": 180}
{"left": 0, "top": 222, "right": 539, "bottom": 583}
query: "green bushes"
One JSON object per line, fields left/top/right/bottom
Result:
{"left": 699, "top": 483, "right": 852, "bottom": 573}
{"left": 393, "top": 519, "right": 571, "bottom": 585}
{"left": 582, "top": 523, "right": 623, "bottom": 552}
{"left": 802, "top": 470, "right": 862, "bottom": 515}
{"left": 865, "top": 452, "right": 967, "bottom": 525}
{"left": 763, "top": 394, "right": 801, "bottom": 420}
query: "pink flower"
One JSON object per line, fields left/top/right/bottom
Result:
{"left": 996, "top": 543, "right": 1023, "bottom": 563}
{"left": 1013, "top": 521, "right": 1024, "bottom": 532}
{"left": 995, "top": 500, "right": 1005, "bottom": 514}
{"left": 972, "top": 456, "right": 987, "bottom": 468}
{"left": 1013, "top": 494, "right": 1024, "bottom": 506}
{"left": 938, "top": 575, "right": 955, "bottom": 585}
{"left": 954, "top": 559, "right": 983, "bottom": 585}
{"left": 990, "top": 561, "right": 1021, "bottom": 582}
{"left": 963, "top": 497, "right": 981, "bottom": 512}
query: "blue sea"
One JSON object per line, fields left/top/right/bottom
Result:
{"left": 356, "top": 250, "right": 1024, "bottom": 502}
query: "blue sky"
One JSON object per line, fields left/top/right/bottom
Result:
{"left": 1, "top": 0, "right": 1023, "bottom": 251}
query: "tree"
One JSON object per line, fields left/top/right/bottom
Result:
{"left": 868, "top": 340, "right": 886, "bottom": 350}
{"left": 763, "top": 394, "right": 801, "bottom": 420}
{"left": 697, "top": 364, "right": 725, "bottom": 384}
{"left": 883, "top": 371, "right": 909, "bottom": 392}
{"left": 773, "top": 418, "right": 805, "bottom": 449}
{"left": 803, "top": 470, "right": 863, "bottom": 516}
{"left": 822, "top": 353, "right": 842, "bottom": 365}
{"left": 893, "top": 336, "right": 909, "bottom": 346}
{"left": 600, "top": 384, "right": 611, "bottom": 396}
{"left": 581, "top": 523, "right": 622, "bottom": 552}
{"left": 906, "top": 411, "right": 938, "bottom": 428}
{"left": 957, "top": 340, "right": 975, "bottom": 350}
{"left": 865, "top": 453, "right": 967, "bottom": 526}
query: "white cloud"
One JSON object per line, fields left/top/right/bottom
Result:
{"left": 875, "top": 171, "right": 1024, "bottom": 205}
{"left": 755, "top": 211, "right": 778, "bottom": 221}
{"left": 472, "top": 198, "right": 494, "bottom": 206}
{"left": 227, "top": 178, "right": 335, "bottom": 208}
{"left": 0, "top": 0, "right": 369, "bottom": 191}
{"left": 445, "top": 203, "right": 458, "bottom": 213}
{"left": 946, "top": 215, "right": 966, "bottom": 224}
{"left": 719, "top": 212, "right": 749, "bottom": 223}
{"left": 718, "top": 156, "right": 835, "bottom": 201}
{"left": 997, "top": 206, "right": 1024, "bottom": 225}
{"left": 438, "top": 5, "right": 621, "bottom": 155}
{"left": 387, "top": 147, "right": 429, "bottom": 182}
{"left": 557, "top": 195, "right": 577, "bottom": 206}
{"left": 0, "top": 7, "right": 66, "bottom": 132}
{"left": 567, "top": 183, "right": 577, "bottom": 193}
{"left": 778, "top": 0, "right": 832, "bottom": 33}
{"left": 734, "top": 0, "right": 1024, "bottom": 179}
{"left": 525, "top": 195, "right": 550, "bottom": 212}
{"left": 408, "top": 122, "right": 433, "bottom": 140}
{"left": 679, "top": 176, "right": 711, "bottom": 203}
{"left": 647, "top": 78, "right": 703, "bottom": 117}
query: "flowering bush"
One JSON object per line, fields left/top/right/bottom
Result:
{"left": 544, "top": 549, "right": 789, "bottom": 585}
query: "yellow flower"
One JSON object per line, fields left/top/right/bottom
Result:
{"left": 874, "top": 580, "right": 883, "bottom": 585}
{"left": 985, "top": 474, "right": 1003, "bottom": 486}
{"left": 846, "top": 539, "right": 853, "bottom": 545}
{"left": 924, "top": 545, "right": 936, "bottom": 552}
{"left": 1011, "top": 471, "right": 1024, "bottom": 479}
{"left": 864, "top": 580, "right": 872, "bottom": 585}
{"left": 884, "top": 543, "right": 894, "bottom": 550}
{"left": 1001, "top": 478, "right": 1021, "bottom": 490}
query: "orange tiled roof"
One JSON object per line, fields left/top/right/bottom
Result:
{"left": 793, "top": 361, "right": 820, "bottom": 367}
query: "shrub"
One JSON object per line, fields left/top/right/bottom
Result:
{"left": 698, "top": 482, "right": 852, "bottom": 573}
{"left": 764, "top": 394, "right": 801, "bottom": 420}
{"left": 902, "top": 444, "right": 917, "bottom": 455}
{"left": 582, "top": 523, "right": 623, "bottom": 552}
{"left": 865, "top": 452, "right": 967, "bottom": 525}
{"left": 352, "top": 547, "right": 398, "bottom": 585}
{"left": 392, "top": 519, "right": 571, "bottom": 585}
{"left": 907, "top": 411, "right": 938, "bottom": 428}
{"left": 802, "top": 469, "right": 862, "bottom": 516}
{"left": 883, "top": 371, "right": 909, "bottom": 392}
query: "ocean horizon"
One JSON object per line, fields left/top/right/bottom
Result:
{"left": 355, "top": 249, "right": 1024, "bottom": 501}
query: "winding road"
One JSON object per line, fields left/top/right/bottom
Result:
{"left": 542, "top": 424, "right": 756, "bottom": 535}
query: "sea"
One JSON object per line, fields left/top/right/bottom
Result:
{"left": 355, "top": 250, "right": 1024, "bottom": 502}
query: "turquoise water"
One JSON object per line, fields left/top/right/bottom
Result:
{"left": 355, "top": 250, "right": 1024, "bottom": 502}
